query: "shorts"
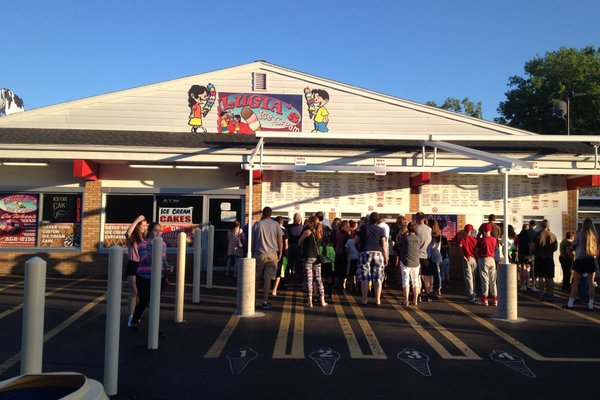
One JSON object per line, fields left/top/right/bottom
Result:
{"left": 255, "top": 252, "right": 278, "bottom": 282}
{"left": 519, "top": 255, "right": 534, "bottom": 266}
{"left": 420, "top": 258, "right": 435, "bottom": 276}
{"left": 126, "top": 260, "right": 140, "bottom": 277}
{"left": 400, "top": 263, "right": 420, "bottom": 288}
{"left": 534, "top": 256, "right": 555, "bottom": 278}
{"left": 357, "top": 251, "right": 385, "bottom": 282}
{"left": 572, "top": 257, "right": 598, "bottom": 274}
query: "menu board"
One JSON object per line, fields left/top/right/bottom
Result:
{"left": 40, "top": 194, "right": 82, "bottom": 248}
{"left": 262, "top": 171, "right": 410, "bottom": 214}
{"left": 420, "top": 174, "right": 567, "bottom": 216}
{"left": 0, "top": 193, "right": 39, "bottom": 248}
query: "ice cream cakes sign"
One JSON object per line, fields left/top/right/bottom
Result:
{"left": 217, "top": 93, "right": 303, "bottom": 134}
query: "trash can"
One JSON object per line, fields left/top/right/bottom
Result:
{"left": 0, "top": 372, "right": 107, "bottom": 399}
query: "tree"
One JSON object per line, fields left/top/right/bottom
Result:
{"left": 426, "top": 97, "right": 483, "bottom": 119}
{"left": 495, "top": 46, "right": 600, "bottom": 135}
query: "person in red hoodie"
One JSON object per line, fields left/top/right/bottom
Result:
{"left": 476, "top": 224, "right": 499, "bottom": 306}
{"left": 458, "top": 224, "right": 478, "bottom": 303}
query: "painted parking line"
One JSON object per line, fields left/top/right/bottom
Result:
{"left": 445, "top": 299, "right": 600, "bottom": 362}
{"left": 0, "top": 281, "right": 23, "bottom": 293}
{"left": 204, "top": 315, "right": 240, "bottom": 359}
{"left": 526, "top": 292, "right": 600, "bottom": 324}
{"left": 0, "top": 276, "right": 95, "bottom": 321}
{"left": 0, "top": 291, "right": 107, "bottom": 376}
{"left": 385, "top": 294, "right": 481, "bottom": 360}
{"left": 273, "top": 289, "right": 304, "bottom": 359}
{"left": 337, "top": 292, "right": 386, "bottom": 359}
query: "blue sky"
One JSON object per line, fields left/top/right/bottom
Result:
{"left": 2, "top": 0, "right": 598, "bottom": 121}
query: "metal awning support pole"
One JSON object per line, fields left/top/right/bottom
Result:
{"left": 247, "top": 166, "right": 253, "bottom": 258}
{"left": 503, "top": 168, "right": 509, "bottom": 263}
{"left": 495, "top": 167, "right": 519, "bottom": 321}
{"left": 594, "top": 145, "right": 598, "bottom": 170}
{"left": 422, "top": 145, "right": 426, "bottom": 167}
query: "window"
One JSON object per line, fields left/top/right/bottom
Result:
{"left": 103, "top": 194, "right": 154, "bottom": 247}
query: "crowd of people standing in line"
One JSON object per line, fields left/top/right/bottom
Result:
{"left": 122, "top": 210, "right": 599, "bottom": 330}
{"left": 242, "top": 208, "right": 462, "bottom": 310}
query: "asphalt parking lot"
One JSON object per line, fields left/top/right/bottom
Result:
{"left": 1, "top": 272, "right": 600, "bottom": 399}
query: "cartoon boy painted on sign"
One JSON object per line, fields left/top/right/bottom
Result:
{"left": 304, "top": 87, "right": 330, "bottom": 132}
{"left": 188, "top": 83, "right": 216, "bottom": 133}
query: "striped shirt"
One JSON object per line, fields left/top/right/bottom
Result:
{"left": 137, "top": 239, "right": 168, "bottom": 279}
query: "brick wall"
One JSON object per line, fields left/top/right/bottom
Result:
{"left": 562, "top": 188, "right": 578, "bottom": 238}
{"left": 244, "top": 181, "right": 263, "bottom": 224}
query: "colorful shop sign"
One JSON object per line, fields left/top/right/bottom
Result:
{"left": 159, "top": 207, "right": 196, "bottom": 248}
{"left": 419, "top": 213, "right": 458, "bottom": 241}
{"left": 217, "top": 93, "right": 302, "bottom": 134}
{"left": 0, "top": 193, "right": 39, "bottom": 248}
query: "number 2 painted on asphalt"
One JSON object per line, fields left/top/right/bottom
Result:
{"left": 319, "top": 349, "right": 333, "bottom": 358}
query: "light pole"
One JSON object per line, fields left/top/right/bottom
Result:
{"left": 553, "top": 91, "right": 586, "bottom": 135}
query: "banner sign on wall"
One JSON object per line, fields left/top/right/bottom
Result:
{"left": 159, "top": 207, "right": 196, "bottom": 247}
{"left": 0, "top": 193, "right": 39, "bottom": 248}
{"left": 103, "top": 223, "right": 129, "bottom": 248}
{"left": 217, "top": 92, "right": 303, "bottom": 134}
{"left": 420, "top": 213, "right": 458, "bottom": 241}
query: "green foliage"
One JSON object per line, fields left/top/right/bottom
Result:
{"left": 427, "top": 97, "right": 483, "bottom": 119}
{"left": 496, "top": 46, "right": 600, "bottom": 135}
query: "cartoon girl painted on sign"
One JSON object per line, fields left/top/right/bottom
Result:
{"left": 187, "top": 83, "right": 216, "bottom": 133}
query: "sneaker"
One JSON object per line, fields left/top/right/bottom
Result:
{"left": 468, "top": 297, "right": 476, "bottom": 303}
{"left": 491, "top": 296, "right": 498, "bottom": 307}
{"left": 476, "top": 297, "right": 489, "bottom": 306}
{"left": 530, "top": 286, "right": 540, "bottom": 292}
{"left": 519, "top": 285, "right": 527, "bottom": 291}
{"left": 261, "top": 302, "right": 273, "bottom": 310}
{"left": 128, "top": 319, "right": 139, "bottom": 332}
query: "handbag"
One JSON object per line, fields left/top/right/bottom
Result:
{"left": 312, "top": 234, "right": 325, "bottom": 265}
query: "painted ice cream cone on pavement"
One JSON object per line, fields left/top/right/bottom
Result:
{"left": 309, "top": 347, "right": 340, "bottom": 375}
{"left": 397, "top": 348, "right": 432, "bottom": 376}
{"left": 491, "top": 350, "right": 536, "bottom": 378}
{"left": 226, "top": 347, "right": 258, "bottom": 375}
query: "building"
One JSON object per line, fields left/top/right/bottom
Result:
{"left": 0, "top": 61, "right": 598, "bottom": 276}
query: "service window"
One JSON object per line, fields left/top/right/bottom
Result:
{"left": 103, "top": 194, "right": 154, "bottom": 247}
{"left": 40, "top": 193, "right": 83, "bottom": 248}
{"left": 156, "top": 195, "right": 203, "bottom": 248}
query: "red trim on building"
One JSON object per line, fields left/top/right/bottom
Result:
{"left": 252, "top": 170, "right": 262, "bottom": 184}
{"left": 567, "top": 175, "right": 600, "bottom": 190}
{"left": 410, "top": 172, "right": 430, "bottom": 188}
{"left": 73, "top": 160, "right": 99, "bottom": 181}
